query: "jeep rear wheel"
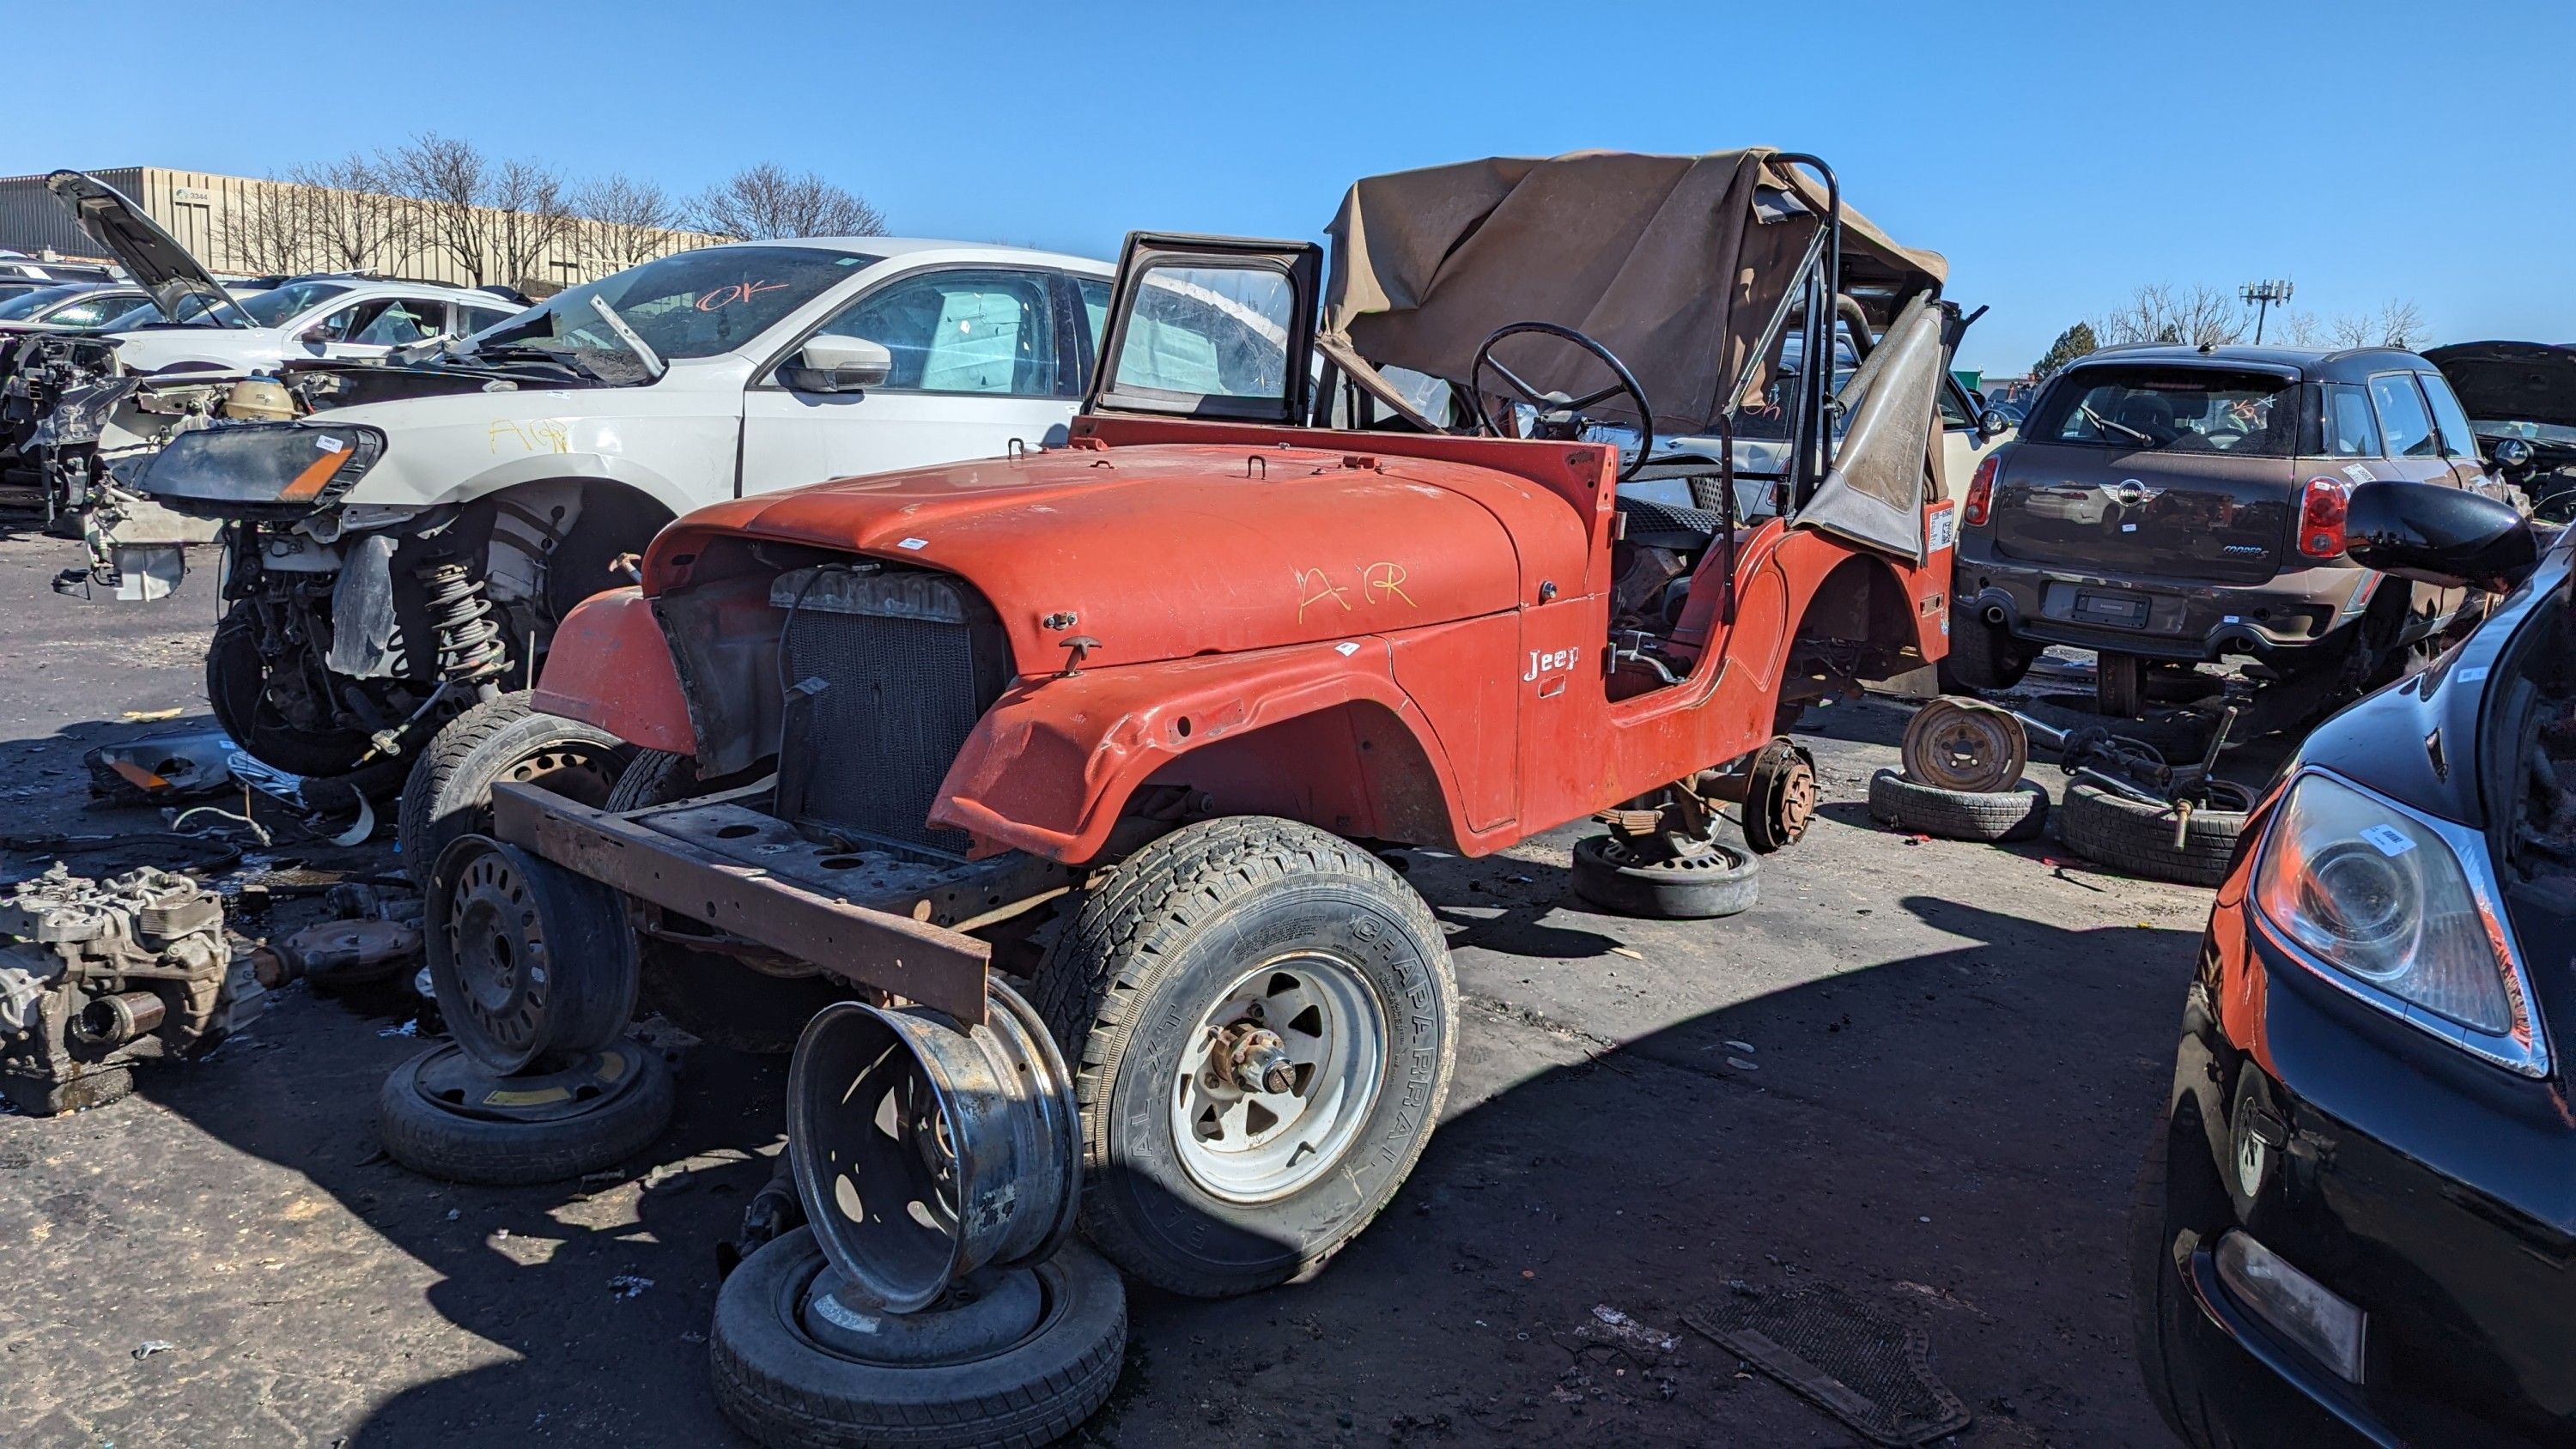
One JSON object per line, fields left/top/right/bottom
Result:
{"left": 1036, "top": 815, "right": 1458, "bottom": 1298}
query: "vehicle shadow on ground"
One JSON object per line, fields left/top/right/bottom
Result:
{"left": 118, "top": 858, "right": 2195, "bottom": 1446}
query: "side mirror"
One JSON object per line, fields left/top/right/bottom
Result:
{"left": 2493, "top": 437, "right": 2534, "bottom": 470}
{"left": 2345, "top": 480, "right": 2539, "bottom": 591}
{"left": 1978, "top": 409, "right": 2014, "bottom": 439}
{"left": 297, "top": 324, "right": 328, "bottom": 346}
{"left": 783, "top": 336, "right": 892, "bottom": 393}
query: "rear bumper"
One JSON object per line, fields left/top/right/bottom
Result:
{"left": 489, "top": 782, "right": 1073, "bottom": 1024}
{"left": 1954, "top": 549, "right": 2369, "bottom": 663}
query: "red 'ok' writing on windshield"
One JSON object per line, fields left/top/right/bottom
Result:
{"left": 695, "top": 278, "right": 791, "bottom": 312}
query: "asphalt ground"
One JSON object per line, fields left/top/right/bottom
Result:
{"left": 0, "top": 529, "right": 2221, "bottom": 1447}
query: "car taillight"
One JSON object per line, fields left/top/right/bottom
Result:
{"left": 2298, "top": 476, "right": 2348, "bottom": 559}
{"left": 1964, "top": 453, "right": 2000, "bottom": 526}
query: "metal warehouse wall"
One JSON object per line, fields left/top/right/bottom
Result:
{"left": 0, "top": 167, "right": 720, "bottom": 290}
{"left": 0, "top": 168, "right": 145, "bottom": 259}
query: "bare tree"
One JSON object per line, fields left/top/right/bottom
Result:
{"left": 690, "top": 162, "right": 885, "bottom": 240}
{"left": 2375, "top": 298, "right": 2427, "bottom": 350}
{"left": 2275, "top": 310, "right": 2327, "bottom": 348}
{"left": 385, "top": 133, "right": 494, "bottom": 284}
{"left": 484, "top": 157, "right": 575, "bottom": 292}
{"left": 287, "top": 153, "right": 411, "bottom": 274}
{"left": 228, "top": 179, "right": 325, "bottom": 276}
{"left": 575, "top": 173, "right": 687, "bottom": 270}
{"left": 2097, "top": 283, "right": 2247, "bottom": 349}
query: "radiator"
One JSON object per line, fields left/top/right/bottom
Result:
{"left": 772, "top": 566, "right": 1006, "bottom": 856}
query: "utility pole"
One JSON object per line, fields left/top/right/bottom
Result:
{"left": 2239, "top": 280, "right": 2293, "bottom": 344}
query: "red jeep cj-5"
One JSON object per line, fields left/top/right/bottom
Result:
{"left": 415, "top": 149, "right": 1971, "bottom": 1443}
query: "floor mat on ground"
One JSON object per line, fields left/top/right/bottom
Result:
{"left": 1683, "top": 1282, "right": 1969, "bottom": 1446}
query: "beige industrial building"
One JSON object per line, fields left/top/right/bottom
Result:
{"left": 0, "top": 166, "right": 718, "bottom": 294}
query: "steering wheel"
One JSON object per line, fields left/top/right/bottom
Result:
{"left": 1469, "top": 321, "right": 1656, "bottom": 481}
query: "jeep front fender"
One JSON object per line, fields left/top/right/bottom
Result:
{"left": 931, "top": 638, "right": 1477, "bottom": 863}
{"left": 532, "top": 587, "right": 694, "bottom": 755}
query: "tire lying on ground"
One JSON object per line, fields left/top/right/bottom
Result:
{"left": 1569, "top": 833, "right": 1761, "bottom": 918}
{"left": 711, "top": 1228, "right": 1125, "bottom": 1449}
{"left": 376, "top": 1038, "right": 674, "bottom": 1185}
{"left": 1867, "top": 768, "right": 2050, "bottom": 843}
{"left": 398, "top": 691, "right": 630, "bottom": 886}
{"left": 1036, "top": 815, "right": 1459, "bottom": 1299}
{"left": 2058, "top": 779, "right": 2251, "bottom": 888}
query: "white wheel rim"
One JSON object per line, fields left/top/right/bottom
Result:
{"left": 1169, "top": 951, "right": 1388, "bottom": 1204}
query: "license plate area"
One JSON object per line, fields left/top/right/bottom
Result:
{"left": 2072, "top": 589, "right": 2150, "bottom": 628}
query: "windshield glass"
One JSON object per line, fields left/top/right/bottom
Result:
{"left": 469, "top": 246, "right": 878, "bottom": 373}
{"left": 0, "top": 285, "right": 99, "bottom": 322}
{"left": 235, "top": 281, "right": 353, "bottom": 328}
{"left": 2481, "top": 419, "right": 2576, "bottom": 446}
{"left": 2030, "top": 367, "right": 2300, "bottom": 457}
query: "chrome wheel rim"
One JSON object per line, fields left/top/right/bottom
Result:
{"left": 1170, "top": 952, "right": 1387, "bottom": 1204}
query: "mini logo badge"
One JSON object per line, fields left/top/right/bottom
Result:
{"left": 2112, "top": 478, "right": 2151, "bottom": 506}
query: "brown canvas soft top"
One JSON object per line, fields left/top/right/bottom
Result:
{"left": 1321, "top": 149, "right": 1945, "bottom": 435}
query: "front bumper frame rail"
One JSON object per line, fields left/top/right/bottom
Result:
{"left": 490, "top": 782, "right": 1066, "bottom": 1024}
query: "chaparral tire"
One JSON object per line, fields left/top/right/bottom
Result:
{"left": 2059, "top": 779, "right": 2252, "bottom": 888}
{"left": 611, "top": 750, "right": 852, "bottom": 1053}
{"left": 1036, "top": 815, "right": 1458, "bottom": 1299}
{"left": 398, "top": 690, "right": 630, "bottom": 886}
{"left": 376, "top": 1038, "right": 674, "bottom": 1186}
{"left": 710, "top": 1228, "right": 1125, "bottom": 1449}
{"left": 1937, "top": 612, "right": 2031, "bottom": 694}
{"left": 1569, "top": 832, "right": 1760, "bottom": 919}
{"left": 1868, "top": 768, "right": 2050, "bottom": 843}
{"left": 206, "top": 602, "right": 408, "bottom": 795}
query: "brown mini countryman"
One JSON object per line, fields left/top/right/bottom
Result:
{"left": 1947, "top": 343, "right": 2506, "bottom": 719}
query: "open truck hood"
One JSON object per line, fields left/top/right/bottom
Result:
{"left": 44, "top": 171, "right": 245, "bottom": 330}
{"left": 2424, "top": 341, "right": 2576, "bottom": 431}
{"left": 653, "top": 441, "right": 1532, "bottom": 677}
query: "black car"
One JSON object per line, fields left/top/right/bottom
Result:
{"left": 2133, "top": 481, "right": 2571, "bottom": 1445}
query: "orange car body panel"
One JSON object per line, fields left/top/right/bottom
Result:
{"left": 532, "top": 588, "right": 694, "bottom": 756}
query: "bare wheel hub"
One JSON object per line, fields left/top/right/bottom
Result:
{"left": 1171, "top": 955, "right": 1388, "bottom": 1204}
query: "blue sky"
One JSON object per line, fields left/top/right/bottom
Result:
{"left": 8, "top": 0, "right": 2567, "bottom": 375}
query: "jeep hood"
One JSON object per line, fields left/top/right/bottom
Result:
{"left": 45, "top": 171, "right": 246, "bottom": 330}
{"left": 2425, "top": 341, "right": 2576, "bottom": 430}
{"left": 655, "top": 443, "right": 1534, "bottom": 675}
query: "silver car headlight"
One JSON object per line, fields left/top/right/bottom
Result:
{"left": 2251, "top": 770, "right": 2541, "bottom": 1074}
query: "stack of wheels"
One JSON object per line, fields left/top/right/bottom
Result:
{"left": 2059, "top": 779, "right": 2257, "bottom": 888}
{"left": 377, "top": 833, "right": 671, "bottom": 1185}
{"left": 715, "top": 815, "right": 1464, "bottom": 1447}
{"left": 1870, "top": 698, "right": 2050, "bottom": 842}
{"left": 716, "top": 981, "right": 1122, "bottom": 1448}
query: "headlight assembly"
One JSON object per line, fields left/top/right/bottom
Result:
{"left": 132, "top": 422, "right": 386, "bottom": 520}
{"left": 2252, "top": 771, "right": 2540, "bottom": 1073}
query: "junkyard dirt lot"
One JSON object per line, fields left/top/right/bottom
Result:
{"left": 0, "top": 530, "right": 2205, "bottom": 1447}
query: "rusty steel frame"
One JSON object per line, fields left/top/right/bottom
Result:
{"left": 489, "top": 782, "right": 1051, "bottom": 1024}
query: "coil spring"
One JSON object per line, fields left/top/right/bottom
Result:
{"left": 417, "top": 561, "right": 507, "bottom": 684}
